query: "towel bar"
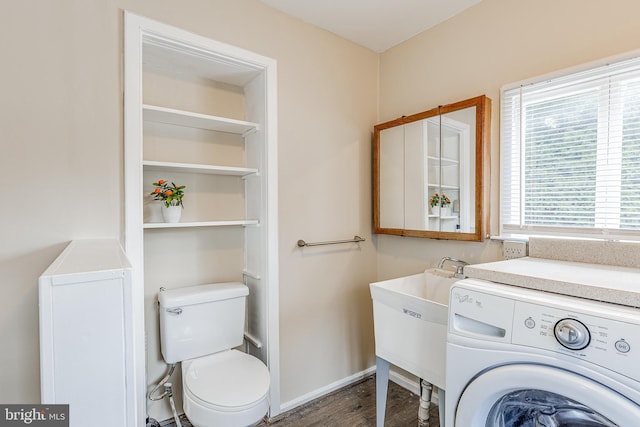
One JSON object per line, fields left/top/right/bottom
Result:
{"left": 297, "top": 235, "right": 365, "bottom": 247}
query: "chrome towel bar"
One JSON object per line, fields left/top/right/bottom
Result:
{"left": 297, "top": 235, "right": 365, "bottom": 248}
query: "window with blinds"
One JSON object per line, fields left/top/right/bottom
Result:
{"left": 501, "top": 55, "right": 640, "bottom": 240}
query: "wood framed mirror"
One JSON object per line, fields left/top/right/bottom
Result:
{"left": 373, "top": 95, "right": 491, "bottom": 241}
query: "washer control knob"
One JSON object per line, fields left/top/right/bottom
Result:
{"left": 554, "top": 318, "right": 590, "bottom": 350}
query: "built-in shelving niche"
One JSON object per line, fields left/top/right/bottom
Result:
{"left": 124, "top": 12, "right": 280, "bottom": 423}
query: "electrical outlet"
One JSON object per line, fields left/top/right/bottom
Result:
{"left": 503, "top": 240, "right": 528, "bottom": 260}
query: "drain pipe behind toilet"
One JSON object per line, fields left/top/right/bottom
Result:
{"left": 418, "top": 379, "right": 432, "bottom": 427}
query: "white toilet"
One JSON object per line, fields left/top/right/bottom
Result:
{"left": 158, "top": 282, "right": 270, "bottom": 427}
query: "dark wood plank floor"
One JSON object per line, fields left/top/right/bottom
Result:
{"left": 160, "top": 375, "right": 439, "bottom": 427}
{"left": 259, "top": 375, "right": 437, "bottom": 427}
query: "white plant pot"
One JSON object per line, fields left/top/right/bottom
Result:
{"left": 161, "top": 205, "right": 182, "bottom": 223}
{"left": 431, "top": 206, "right": 440, "bottom": 216}
{"left": 441, "top": 206, "right": 452, "bottom": 217}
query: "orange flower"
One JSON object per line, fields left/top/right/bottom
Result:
{"left": 150, "top": 179, "right": 185, "bottom": 207}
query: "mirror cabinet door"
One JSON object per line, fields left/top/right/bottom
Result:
{"left": 435, "top": 106, "right": 474, "bottom": 233}
{"left": 378, "top": 125, "right": 405, "bottom": 230}
{"left": 374, "top": 95, "right": 491, "bottom": 241}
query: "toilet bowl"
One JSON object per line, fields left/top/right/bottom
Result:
{"left": 182, "top": 350, "right": 270, "bottom": 427}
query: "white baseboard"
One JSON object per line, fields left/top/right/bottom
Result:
{"left": 389, "top": 370, "right": 420, "bottom": 395}
{"left": 277, "top": 363, "right": 439, "bottom": 416}
{"left": 279, "top": 365, "right": 376, "bottom": 413}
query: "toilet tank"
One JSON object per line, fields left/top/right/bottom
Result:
{"left": 158, "top": 282, "right": 249, "bottom": 364}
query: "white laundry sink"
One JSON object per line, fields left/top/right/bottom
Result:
{"left": 370, "top": 269, "right": 458, "bottom": 389}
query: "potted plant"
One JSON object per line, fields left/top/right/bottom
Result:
{"left": 440, "top": 193, "right": 452, "bottom": 216}
{"left": 429, "top": 193, "right": 442, "bottom": 216}
{"left": 150, "top": 180, "right": 186, "bottom": 223}
{"left": 429, "top": 192, "right": 452, "bottom": 216}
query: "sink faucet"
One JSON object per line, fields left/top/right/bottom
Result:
{"left": 437, "top": 256, "right": 469, "bottom": 279}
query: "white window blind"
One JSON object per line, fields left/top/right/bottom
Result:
{"left": 501, "top": 55, "right": 640, "bottom": 240}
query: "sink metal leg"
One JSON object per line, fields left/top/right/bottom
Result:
{"left": 438, "top": 388, "right": 445, "bottom": 427}
{"left": 376, "top": 357, "right": 390, "bottom": 427}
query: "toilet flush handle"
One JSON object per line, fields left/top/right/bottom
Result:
{"left": 166, "top": 307, "right": 183, "bottom": 315}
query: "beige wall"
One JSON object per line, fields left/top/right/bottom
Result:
{"left": 376, "top": 0, "right": 640, "bottom": 280}
{"left": 0, "top": 0, "right": 378, "bottom": 418}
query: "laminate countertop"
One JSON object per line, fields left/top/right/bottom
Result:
{"left": 465, "top": 257, "right": 640, "bottom": 308}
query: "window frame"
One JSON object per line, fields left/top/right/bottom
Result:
{"left": 500, "top": 50, "right": 640, "bottom": 241}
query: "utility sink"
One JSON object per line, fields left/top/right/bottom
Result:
{"left": 370, "top": 268, "right": 459, "bottom": 389}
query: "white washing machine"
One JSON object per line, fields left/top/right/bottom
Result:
{"left": 445, "top": 278, "right": 640, "bottom": 427}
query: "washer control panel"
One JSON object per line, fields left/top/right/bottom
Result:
{"left": 512, "top": 299, "right": 639, "bottom": 380}
{"left": 449, "top": 279, "right": 640, "bottom": 382}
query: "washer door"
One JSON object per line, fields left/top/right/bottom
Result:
{"left": 455, "top": 364, "right": 640, "bottom": 427}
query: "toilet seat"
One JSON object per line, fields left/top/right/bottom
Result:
{"left": 183, "top": 349, "right": 270, "bottom": 411}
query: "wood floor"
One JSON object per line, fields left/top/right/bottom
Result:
{"left": 259, "top": 376, "right": 438, "bottom": 427}
{"left": 160, "top": 375, "right": 440, "bottom": 427}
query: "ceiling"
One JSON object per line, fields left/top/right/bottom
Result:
{"left": 260, "top": 0, "right": 482, "bottom": 53}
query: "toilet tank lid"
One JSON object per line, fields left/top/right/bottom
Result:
{"left": 158, "top": 282, "right": 248, "bottom": 308}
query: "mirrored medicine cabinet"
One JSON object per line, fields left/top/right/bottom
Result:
{"left": 373, "top": 95, "right": 491, "bottom": 241}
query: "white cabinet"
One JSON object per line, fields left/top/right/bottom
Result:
{"left": 39, "top": 239, "right": 142, "bottom": 427}
{"left": 124, "top": 12, "right": 280, "bottom": 420}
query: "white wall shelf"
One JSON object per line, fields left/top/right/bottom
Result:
{"left": 143, "top": 220, "right": 259, "bottom": 229}
{"left": 428, "top": 184, "right": 460, "bottom": 190}
{"left": 143, "top": 160, "right": 258, "bottom": 177}
{"left": 143, "top": 104, "right": 260, "bottom": 135}
{"left": 427, "top": 155, "right": 459, "bottom": 166}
